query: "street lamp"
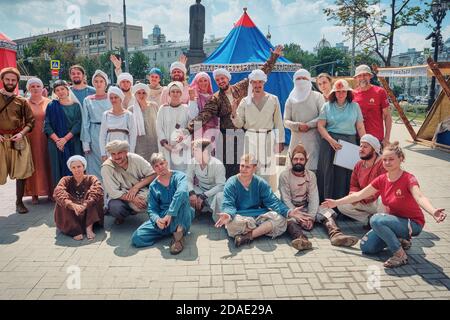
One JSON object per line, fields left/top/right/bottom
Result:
{"left": 123, "top": 0, "right": 130, "bottom": 72}
{"left": 427, "top": 0, "right": 449, "bottom": 110}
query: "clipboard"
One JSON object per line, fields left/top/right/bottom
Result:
{"left": 333, "top": 139, "right": 360, "bottom": 170}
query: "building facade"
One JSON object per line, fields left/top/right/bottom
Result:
{"left": 15, "top": 22, "right": 143, "bottom": 57}
{"left": 130, "top": 37, "right": 224, "bottom": 71}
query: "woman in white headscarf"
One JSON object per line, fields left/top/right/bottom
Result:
{"left": 80, "top": 70, "right": 111, "bottom": 180}
{"left": 284, "top": 69, "right": 326, "bottom": 172}
{"left": 53, "top": 155, "right": 104, "bottom": 241}
{"left": 129, "top": 83, "right": 159, "bottom": 162}
{"left": 99, "top": 86, "right": 137, "bottom": 162}
{"left": 24, "top": 78, "right": 53, "bottom": 204}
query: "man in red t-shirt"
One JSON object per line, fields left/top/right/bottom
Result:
{"left": 353, "top": 65, "right": 392, "bottom": 147}
{"left": 338, "top": 134, "right": 386, "bottom": 226}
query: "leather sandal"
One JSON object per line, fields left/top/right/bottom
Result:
{"left": 384, "top": 254, "right": 408, "bottom": 268}
{"left": 170, "top": 230, "right": 184, "bottom": 255}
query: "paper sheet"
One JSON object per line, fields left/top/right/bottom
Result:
{"left": 333, "top": 139, "right": 360, "bottom": 170}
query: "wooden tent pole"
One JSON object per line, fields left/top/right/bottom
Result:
{"left": 427, "top": 57, "right": 450, "bottom": 99}
{"left": 372, "top": 64, "right": 417, "bottom": 141}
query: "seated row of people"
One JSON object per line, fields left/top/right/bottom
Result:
{"left": 52, "top": 138, "right": 446, "bottom": 268}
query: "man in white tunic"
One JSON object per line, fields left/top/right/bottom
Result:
{"left": 187, "top": 139, "right": 226, "bottom": 222}
{"left": 101, "top": 140, "right": 156, "bottom": 225}
{"left": 117, "top": 73, "right": 136, "bottom": 109}
{"left": 231, "top": 69, "right": 284, "bottom": 190}
{"left": 284, "top": 69, "right": 325, "bottom": 172}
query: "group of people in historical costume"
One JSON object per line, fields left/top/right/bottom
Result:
{"left": 0, "top": 44, "right": 446, "bottom": 267}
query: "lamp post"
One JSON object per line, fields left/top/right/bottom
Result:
{"left": 123, "top": 0, "right": 130, "bottom": 72}
{"left": 427, "top": 0, "right": 449, "bottom": 110}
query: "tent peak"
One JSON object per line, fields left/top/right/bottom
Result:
{"left": 235, "top": 9, "right": 256, "bottom": 28}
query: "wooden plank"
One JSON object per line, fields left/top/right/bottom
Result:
{"left": 428, "top": 57, "right": 450, "bottom": 99}
{"left": 373, "top": 64, "right": 417, "bottom": 141}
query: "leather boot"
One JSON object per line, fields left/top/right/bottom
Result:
{"left": 287, "top": 221, "right": 312, "bottom": 251}
{"left": 324, "top": 217, "right": 358, "bottom": 247}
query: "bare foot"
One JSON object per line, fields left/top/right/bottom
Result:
{"left": 32, "top": 196, "right": 39, "bottom": 205}
{"left": 86, "top": 226, "right": 95, "bottom": 241}
{"left": 73, "top": 234, "right": 83, "bottom": 241}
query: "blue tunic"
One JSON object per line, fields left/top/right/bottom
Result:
{"left": 80, "top": 95, "right": 111, "bottom": 180}
{"left": 221, "top": 174, "right": 290, "bottom": 218}
{"left": 132, "top": 171, "right": 194, "bottom": 248}
{"left": 71, "top": 86, "right": 95, "bottom": 107}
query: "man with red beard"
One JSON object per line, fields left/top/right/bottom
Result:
{"left": 0, "top": 68, "right": 35, "bottom": 214}
{"left": 187, "top": 45, "right": 284, "bottom": 179}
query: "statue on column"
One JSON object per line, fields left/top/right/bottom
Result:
{"left": 189, "top": 0, "right": 205, "bottom": 50}
{"left": 187, "top": 0, "right": 206, "bottom": 68}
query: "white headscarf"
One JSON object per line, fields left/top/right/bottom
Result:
{"left": 361, "top": 134, "right": 382, "bottom": 154}
{"left": 67, "top": 155, "right": 87, "bottom": 170}
{"left": 131, "top": 83, "right": 150, "bottom": 136}
{"left": 246, "top": 69, "right": 267, "bottom": 104}
{"left": 288, "top": 69, "right": 312, "bottom": 104}
{"left": 92, "top": 69, "right": 109, "bottom": 87}
{"left": 170, "top": 62, "right": 187, "bottom": 74}
{"left": 107, "top": 86, "right": 125, "bottom": 101}
{"left": 117, "top": 72, "right": 134, "bottom": 86}
{"left": 26, "top": 78, "right": 43, "bottom": 91}
{"left": 213, "top": 68, "right": 232, "bottom": 81}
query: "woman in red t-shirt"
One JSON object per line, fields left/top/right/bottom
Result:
{"left": 322, "top": 142, "right": 446, "bottom": 268}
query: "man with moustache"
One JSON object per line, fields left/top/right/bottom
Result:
{"left": 353, "top": 65, "right": 393, "bottom": 147}
{"left": 159, "top": 61, "right": 190, "bottom": 105}
{"left": 279, "top": 144, "right": 359, "bottom": 251}
{"left": 187, "top": 45, "right": 284, "bottom": 178}
{"left": 101, "top": 140, "right": 156, "bottom": 225}
{"left": 337, "top": 134, "right": 386, "bottom": 227}
{"left": 117, "top": 72, "right": 135, "bottom": 109}
{"left": 231, "top": 69, "right": 285, "bottom": 191}
{"left": 69, "top": 65, "right": 95, "bottom": 106}
{"left": 0, "top": 67, "right": 35, "bottom": 214}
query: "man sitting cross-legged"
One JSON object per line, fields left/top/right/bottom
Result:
{"left": 131, "top": 153, "right": 195, "bottom": 255}
{"left": 214, "top": 153, "right": 304, "bottom": 248}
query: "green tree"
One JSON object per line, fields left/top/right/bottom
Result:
{"left": 129, "top": 51, "right": 150, "bottom": 82}
{"left": 314, "top": 47, "right": 350, "bottom": 76}
{"left": 283, "top": 43, "right": 318, "bottom": 70}
{"left": 325, "top": 0, "right": 430, "bottom": 67}
{"left": 20, "top": 37, "right": 77, "bottom": 83}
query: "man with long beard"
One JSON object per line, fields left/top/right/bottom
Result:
{"left": 187, "top": 45, "right": 283, "bottom": 179}
{"left": 159, "top": 61, "right": 190, "bottom": 105}
{"left": 0, "top": 68, "right": 35, "bottom": 214}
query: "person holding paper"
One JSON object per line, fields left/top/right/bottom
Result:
{"left": 338, "top": 134, "right": 386, "bottom": 227}
{"left": 279, "top": 144, "right": 359, "bottom": 251}
{"left": 323, "top": 142, "right": 446, "bottom": 268}
{"left": 317, "top": 79, "right": 366, "bottom": 202}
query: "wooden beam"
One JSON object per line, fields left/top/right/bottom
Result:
{"left": 428, "top": 57, "right": 450, "bottom": 99}
{"left": 372, "top": 64, "right": 417, "bottom": 141}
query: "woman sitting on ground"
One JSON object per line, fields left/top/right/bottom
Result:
{"left": 322, "top": 142, "right": 446, "bottom": 268}
{"left": 53, "top": 155, "right": 104, "bottom": 241}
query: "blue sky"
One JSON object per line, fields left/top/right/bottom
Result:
{"left": 1, "top": 0, "right": 449, "bottom": 54}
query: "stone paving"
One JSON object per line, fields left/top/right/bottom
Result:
{"left": 0, "top": 123, "right": 449, "bottom": 300}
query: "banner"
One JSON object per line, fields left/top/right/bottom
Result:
{"left": 377, "top": 65, "right": 428, "bottom": 78}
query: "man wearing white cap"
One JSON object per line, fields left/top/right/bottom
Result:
{"left": 337, "top": 134, "right": 386, "bottom": 227}
{"left": 160, "top": 61, "right": 190, "bottom": 105}
{"left": 353, "top": 64, "right": 392, "bottom": 147}
{"left": 117, "top": 72, "right": 136, "bottom": 109}
{"left": 231, "top": 69, "right": 285, "bottom": 190}
{"left": 284, "top": 69, "right": 325, "bottom": 172}
{"left": 187, "top": 45, "right": 284, "bottom": 178}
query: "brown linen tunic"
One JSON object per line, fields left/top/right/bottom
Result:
{"left": 0, "top": 94, "right": 35, "bottom": 184}
{"left": 53, "top": 175, "right": 104, "bottom": 237}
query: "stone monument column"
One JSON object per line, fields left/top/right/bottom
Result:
{"left": 186, "top": 0, "right": 207, "bottom": 71}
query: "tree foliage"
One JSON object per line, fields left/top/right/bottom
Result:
{"left": 324, "top": 0, "right": 430, "bottom": 66}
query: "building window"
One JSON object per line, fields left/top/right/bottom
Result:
{"left": 168, "top": 51, "right": 171, "bottom": 58}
